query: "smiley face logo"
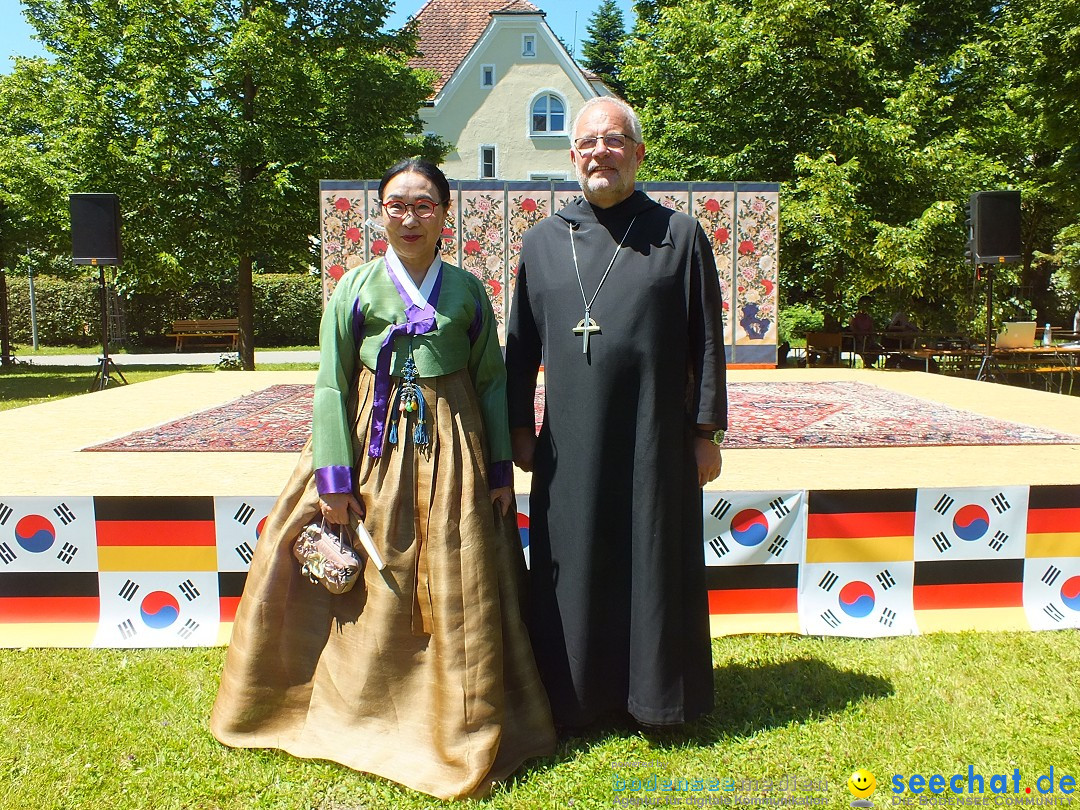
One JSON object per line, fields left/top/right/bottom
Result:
{"left": 848, "top": 769, "right": 876, "bottom": 800}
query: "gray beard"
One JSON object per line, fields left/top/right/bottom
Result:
{"left": 576, "top": 168, "right": 628, "bottom": 201}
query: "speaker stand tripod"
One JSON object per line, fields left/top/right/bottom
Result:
{"left": 975, "top": 266, "right": 1001, "bottom": 382}
{"left": 90, "top": 266, "right": 128, "bottom": 391}
{"left": 91, "top": 354, "right": 128, "bottom": 391}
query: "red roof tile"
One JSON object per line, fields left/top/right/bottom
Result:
{"left": 409, "top": 0, "right": 544, "bottom": 94}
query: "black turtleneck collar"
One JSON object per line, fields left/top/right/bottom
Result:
{"left": 557, "top": 190, "right": 659, "bottom": 229}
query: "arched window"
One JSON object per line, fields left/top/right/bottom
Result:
{"left": 531, "top": 93, "right": 565, "bottom": 135}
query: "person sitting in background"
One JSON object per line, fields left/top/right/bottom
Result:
{"left": 881, "top": 309, "right": 934, "bottom": 370}
{"left": 847, "top": 295, "right": 880, "bottom": 367}
{"left": 883, "top": 310, "right": 919, "bottom": 351}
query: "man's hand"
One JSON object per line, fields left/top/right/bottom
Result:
{"left": 511, "top": 427, "right": 537, "bottom": 472}
{"left": 320, "top": 491, "right": 364, "bottom": 526}
{"left": 490, "top": 486, "right": 512, "bottom": 516}
{"left": 694, "top": 438, "right": 722, "bottom": 488}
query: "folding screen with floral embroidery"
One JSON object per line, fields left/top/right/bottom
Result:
{"left": 320, "top": 180, "right": 779, "bottom": 365}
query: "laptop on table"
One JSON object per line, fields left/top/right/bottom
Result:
{"left": 995, "top": 321, "right": 1037, "bottom": 349}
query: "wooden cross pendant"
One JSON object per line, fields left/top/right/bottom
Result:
{"left": 573, "top": 314, "right": 601, "bottom": 354}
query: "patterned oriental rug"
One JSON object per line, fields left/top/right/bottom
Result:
{"left": 83, "top": 380, "right": 1080, "bottom": 453}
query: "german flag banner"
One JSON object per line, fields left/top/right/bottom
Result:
{"left": 801, "top": 490, "right": 917, "bottom": 636}
{"left": 0, "top": 571, "right": 99, "bottom": 647}
{"left": 703, "top": 491, "right": 804, "bottom": 634}
{"left": 1026, "top": 485, "right": 1080, "bottom": 559}
{"left": 94, "top": 496, "right": 218, "bottom": 572}
{"left": 805, "top": 489, "right": 916, "bottom": 564}
{"left": 215, "top": 571, "right": 248, "bottom": 645}
{"left": 913, "top": 558, "right": 1027, "bottom": 632}
{"left": 2, "top": 485, "right": 1080, "bottom": 645}
{"left": 1024, "top": 485, "right": 1080, "bottom": 630}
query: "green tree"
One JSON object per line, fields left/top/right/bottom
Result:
{"left": 620, "top": 0, "right": 1074, "bottom": 332}
{"left": 1004, "top": 0, "right": 1080, "bottom": 311}
{"left": 9, "top": 0, "right": 442, "bottom": 367}
{"left": 0, "top": 57, "right": 76, "bottom": 276}
{"left": 582, "top": 0, "right": 627, "bottom": 95}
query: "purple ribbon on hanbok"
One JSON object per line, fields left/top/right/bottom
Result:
{"left": 368, "top": 270, "right": 443, "bottom": 458}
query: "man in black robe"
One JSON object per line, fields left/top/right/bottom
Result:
{"left": 505, "top": 97, "right": 728, "bottom": 730}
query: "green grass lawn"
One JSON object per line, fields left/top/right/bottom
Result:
{"left": 9, "top": 344, "right": 320, "bottom": 356}
{"left": 1, "top": 630, "right": 1077, "bottom": 809}
{"left": 0, "top": 359, "right": 318, "bottom": 411}
{"left": 3, "top": 355, "right": 1078, "bottom": 807}
{"left": 10, "top": 343, "right": 181, "bottom": 356}
{"left": 0, "top": 364, "right": 214, "bottom": 411}
{"left": 8, "top": 343, "right": 105, "bottom": 356}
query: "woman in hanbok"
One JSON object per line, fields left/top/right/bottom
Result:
{"left": 210, "top": 159, "right": 555, "bottom": 799}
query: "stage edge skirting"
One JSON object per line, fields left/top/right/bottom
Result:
{"left": 1, "top": 485, "right": 1079, "bottom": 647}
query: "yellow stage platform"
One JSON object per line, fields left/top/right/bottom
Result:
{"left": 2, "top": 368, "right": 1079, "bottom": 646}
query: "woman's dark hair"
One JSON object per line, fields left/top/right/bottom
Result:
{"left": 377, "top": 158, "right": 451, "bottom": 206}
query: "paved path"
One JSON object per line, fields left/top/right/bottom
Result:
{"left": 13, "top": 350, "right": 319, "bottom": 367}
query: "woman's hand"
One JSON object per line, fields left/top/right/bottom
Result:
{"left": 490, "top": 486, "right": 512, "bottom": 517}
{"left": 320, "top": 491, "right": 364, "bottom": 526}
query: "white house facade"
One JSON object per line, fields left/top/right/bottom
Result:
{"left": 410, "top": 0, "right": 610, "bottom": 181}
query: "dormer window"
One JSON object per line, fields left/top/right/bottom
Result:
{"left": 522, "top": 34, "right": 536, "bottom": 57}
{"left": 531, "top": 93, "right": 565, "bottom": 135}
{"left": 481, "top": 65, "right": 495, "bottom": 87}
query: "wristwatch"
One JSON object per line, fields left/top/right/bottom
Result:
{"left": 694, "top": 427, "right": 725, "bottom": 445}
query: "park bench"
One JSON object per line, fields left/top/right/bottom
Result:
{"left": 167, "top": 318, "right": 240, "bottom": 352}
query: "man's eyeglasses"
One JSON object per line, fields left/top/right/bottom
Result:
{"left": 573, "top": 134, "right": 635, "bottom": 153}
{"left": 382, "top": 199, "right": 442, "bottom": 219}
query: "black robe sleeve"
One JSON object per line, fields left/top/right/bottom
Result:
{"left": 688, "top": 221, "right": 728, "bottom": 429}
{"left": 506, "top": 257, "right": 543, "bottom": 432}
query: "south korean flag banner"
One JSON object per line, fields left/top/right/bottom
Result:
{"left": 1024, "top": 558, "right": 1080, "bottom": 631}
{"left": 94, "top": 571, "right": 220, "bottom": 648}
{"left": 0, "top": 496, "right": 97, "bottom": 573}
{"left": 514, "top": 495, "right": 531, "bottom": 569}
{"left": 914, "top": 486, "right": 1028, "bottom": 561}
{"left": 213, "top": 496, "right": 277, "bottom": 572}
{"left": 799, "top": 560, "right": 917, "bottom": 637}
{"left": 703, "top": 491, "right": 805, "bottom": 567}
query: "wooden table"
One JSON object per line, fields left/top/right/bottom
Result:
{"left": 908, "top": 344, "right": 1080, "bottom": 393}
{"left": 844, "top": 332, "right": 971, "bottom": 370}
{"left": 991, "top": 345, "right": 1080, "bottom": 393}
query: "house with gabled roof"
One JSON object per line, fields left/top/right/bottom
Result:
{"left": 409, "top": 0, "right": 611, "bottom": 180}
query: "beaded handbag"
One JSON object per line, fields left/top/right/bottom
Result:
{"left": 292, "top": 520, "right": 362, "bottom": 595}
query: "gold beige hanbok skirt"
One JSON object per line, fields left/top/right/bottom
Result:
{"left": 210, "top": 367, "right": 555, "bottom": 799}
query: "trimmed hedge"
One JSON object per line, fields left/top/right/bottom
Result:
{"left": 5, "top": 276, "right": 101, "bottom": 347}
{"left": 4, "top": 274, "right": 322, "bottom": 348}
{"left": 252, "top": 274, "right": 324, "bottom": 346}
